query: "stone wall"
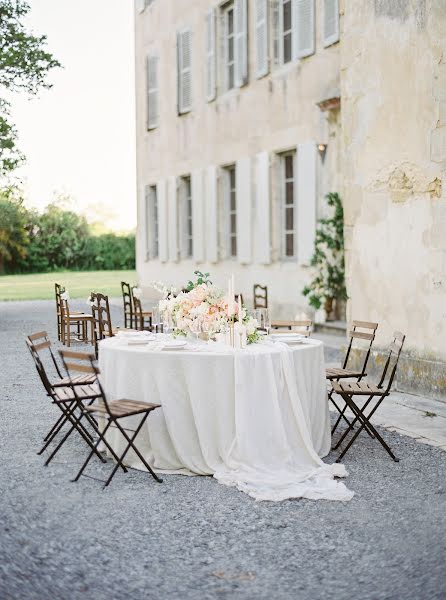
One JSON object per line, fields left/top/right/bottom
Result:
{"left": 341, "top": 0, "right": 446, "bottom": 400}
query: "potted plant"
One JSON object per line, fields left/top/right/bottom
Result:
{"left": 302, "top": 192, "right": 347, "bottom": 321}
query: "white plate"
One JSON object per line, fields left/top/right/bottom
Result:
{"left": 127, "top": 340, "right": 150, "bottom": 346}
{"left": 162, "top": 340, "right": 187, "bottom": 350}
{"left": 270, "top": 333, "right": 304, "bottom": 342}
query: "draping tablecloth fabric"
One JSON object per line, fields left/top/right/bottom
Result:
{"left": 98, "top": 337, "right": 353, "bottom": 502}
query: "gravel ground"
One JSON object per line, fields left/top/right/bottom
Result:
{"left": 1, "top": 300, "right": 445, "bottom": 600}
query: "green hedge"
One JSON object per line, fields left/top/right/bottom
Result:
{"left": 0, "top": 192, "right": 135, "bottom": 274}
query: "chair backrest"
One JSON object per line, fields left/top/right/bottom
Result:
{"left": 343, "top": 320, "right": 379, "bottom": 376}
{"left": 90, "top": 293, "right": 113, "bottom": 354}
{"left": 253, "top": 284, "right": 268, "bottom": 309}
{"left": 55, "top": 283, "right": 65, "bottom": 340}
{"left": 59, "top": 349, "right": 108, "bottom": 410}
{"left": 378, "top": 331, "right": 406, "bottom": 392}
{"left": 132, "top": 294, "right": 143, "bottom": 330}
{"left": 26, "top": 331, "right": 62, "bottom": 396}
{"left": 121, "top": 281, "right": 133, "bottom": 328}
{"left": 271, "top": 320, "right": 313, "bottom": 337}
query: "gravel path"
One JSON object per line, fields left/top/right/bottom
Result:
{"left": 1, "top": 300, "right": 445, "bottom": 600}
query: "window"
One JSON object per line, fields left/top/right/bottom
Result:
{"left": 177, "top": 28, "right": 192, "bottom": 114}
{"left": 223, "top": 2, "right": 236, "bottom": 90}
{"left": 281, "top": 0, "right": 293, "bottom": 64}
{"left": 206, "top": 9, "right": 216, "bottom": 101}
{"left": 224, "top": 166, "right": 237, "bottom": 258}
{"left": 146, "top": 54, "right": 158, "bottom": 130}
{"left": 145, "top": 185, "right": 159, "bottom": 259}
{"left": 180, "top": 176, "right": 193, "bottom": 258}
{"left": 280, "top": 152, "right": 297, "bottom": 259}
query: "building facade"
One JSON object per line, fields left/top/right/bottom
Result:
{"left": 135, "top": 0, "right": 446, "bottom": 400}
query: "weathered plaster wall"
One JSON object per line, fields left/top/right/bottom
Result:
{"left": 135, "top": 0, "right": 341, "bottom": 314}
{"left": 341, "top": 0, "right": 446, "bottom": 399}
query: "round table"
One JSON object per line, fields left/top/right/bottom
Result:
{"left": 97, "top": 335, "right": 353, "bottom": 502}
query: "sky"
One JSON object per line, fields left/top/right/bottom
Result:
{"left": 8, "top": 0, "right": 136, "bottom": 232}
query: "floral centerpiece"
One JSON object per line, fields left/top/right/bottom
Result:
{"left": 152, "top": 271, "right": 260, "bottom": 344}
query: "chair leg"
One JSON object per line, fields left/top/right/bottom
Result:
{"left": 333, "top": 394, "right": 376, "bottom": 449}
{"left": 44, "top": 403, "right": 107, "bottom": 466}
{"left": 104, "top": 412, "right": 162, "bottom": 487}
{"left": 336, "top": 394, "right": 399, "bottom": 463}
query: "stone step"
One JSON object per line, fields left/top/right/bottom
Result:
{"left": 314, "top": 320, "right": 347, "bottom": 337}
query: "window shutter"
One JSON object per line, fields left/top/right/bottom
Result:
{"left": 157, "top": 179, "right": 168, "bottom": 262}
{"left": 167, "top": 176, "right": 178, "bottom": 262}
{"left": 236, "top": 156, "right": 252, "bottom": 264}
{"left": 146, "top": 54, "right": 158, "bottom": 129}
{"left": 272, "top": 0, "right": 281, "bottom": 65}
{"left": 205, "top": 10, "right": 216, "bottom": 101}
{"left": 144, "top": 185, "right": 150, "bottom": 259}
{"left": 191, "top": 169, "right": 205, "bottom": 262}
{"left": 205, "top": 165, "right": 218, "bottom": 263}
{"left": 324, "top": 0, "right": 339, "bottom": 47}
{"left": 234, "top": 0, "right": 248, "bottom": 87}
{"left": 254, "top": 152, "right": 271, "bottom": 264}
{"left": 177, "top": 29, "right": 192, "bottom": 114}
{"left": 295, "top": 0, "right": 315, "bottom": 58}
{"left": 255, "top": 0, "right": 269, "bottom": 78}
{"left": 297, "top": 142, "right": 317, "bottom": 266}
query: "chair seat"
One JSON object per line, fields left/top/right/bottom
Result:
{"left": 332, "top": 380, "right": 384, "bottom": 395}
{"left": 326, "top": 367, "right": 365, "bottom": 380}
{"left": 53, "top": 374, "right": 97, "bottom": 387}
{"left": 84, "top": 399, "right": 161, "bottom": 418}
{"left": 53, "top": 383, "right": 100, "bottom": 402}
{"left": 67, "top": 313, "right": 93, "bottom": 321}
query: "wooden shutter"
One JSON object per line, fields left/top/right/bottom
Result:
{"left": 272, "top": 0, "right": 281, "bottom": 66}
{"left": 167, "top": 176, "right": 178, "bottom": 262}
{"left": 324, "top": 0, "right": 339, "bottom": 47}
{"left": 297, "top": 142, "right": 317, "bottom": 266}
{"left": 157, "top": 180, "right": 168, "bottom": 262}
{"left": 295, "top": 0, "right": 315, "bottom": 59}
{"left": 177, "top": 29, "right": 192, "bottom": 114}
{"left": 234, "top": 0, "right": 248, "bottom": 87}
{"left": 191, "top": 169, "right": 205, "bottom": 262}
{"left": 236, "top": 157, "right": 252, "bottom": 264}
{"left": 143, "top": 185, "right": 150, "bottom": 259}
{"left": 255, "top": 0, "right": 269, "bottom": 78}
{"left": 205, "top": 165, "right": 218, "bottom": 263}
{"left": 146, "top": 54, "right": 158, "bottom": 129}
{"left": 205, "top": 10, "right": 216, "bottom": 101}
{"left": 254, "top": 152, "right": 271, "bottom": 264}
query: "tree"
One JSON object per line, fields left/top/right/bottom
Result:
{"left": 0, "top": 187, "right": 28, "bottom": 272}
{"left": 302, "top": 192, "right": 347, "bottom": 317}
{"left": 0, "top": 0, "right": 61, "bottom": 176}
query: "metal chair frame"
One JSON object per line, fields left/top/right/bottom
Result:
{"left": 26, "top": 336, "right": 107, "bottom": 467}
{"left": 332, "top": 331, "right": 406, "bottom": 462}
{"left": 328, "top": 320, "right": 378, "bottom": 435}
{"left": 59, "top": 350, "right": 162, "bottom": 488}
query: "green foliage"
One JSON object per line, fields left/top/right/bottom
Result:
{"left": 0, "top": 0, "right": 61, "bottom": 175}
{"left": 185, "top": 270, "right": 212, "bottom": 291}
{"left": 0, "top": 193, "right": 135, "bottom": 274}
{"left": 0, "top": 187, "right": 28, "bottom": 272}
{"left": 302, "top": 192, "right": 347, "bottom": 310}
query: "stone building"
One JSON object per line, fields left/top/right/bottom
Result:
{"left": 134, "top": 0, "right": 446, "bottom": 400}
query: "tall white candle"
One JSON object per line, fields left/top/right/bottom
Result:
{"left": 238, "top": 294, "right": 242, "bottom": 320}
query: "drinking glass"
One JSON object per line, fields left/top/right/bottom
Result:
{"left": 191, "top": 318, "right": 202, "bottom": 342}
{"left": 151, "top": 306, "right": 160, "bottom": 333}
{"left": 258, "top": 308, "right": 271, "bottom": 337}
{"left": 162, "top": 310, "right": 174, "bottom": 336}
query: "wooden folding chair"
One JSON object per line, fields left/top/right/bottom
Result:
{"left": 253, "top": 284, "right": 268, "bottom": 309}
{"left": 133, "top": 296, "right": 152, "bottom": 331}
{"left": 271, "top": 320, "right": 313, "bottom": 337}
{"left": 328, "top": 320, "right": 378, "bottom": 434}
{"left": 331, "top": 331, "right": 406, "bottom": 462}
{"left": 26, "top": 336, "right": 107, "bottom": 467}
{"left": 59, "top": 350, "right": 162, "bottom": 488}
{"left": 55, "top": 283, "right": 64, "bottom": 342}
{"left": 121, "top": 281, "right": 134, "bottom": 329}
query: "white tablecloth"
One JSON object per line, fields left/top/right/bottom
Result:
{"left": 98, "top": 336, "right": 353, "bottom": 502}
